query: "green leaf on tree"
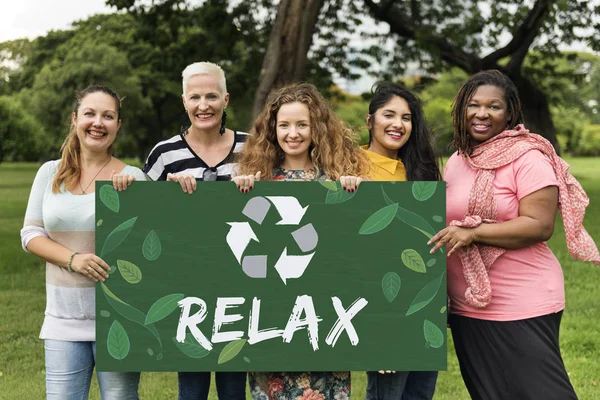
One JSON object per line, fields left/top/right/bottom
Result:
{"left": 173, "top": 334, "right": 211, "bottom": 359}
{"left": 405, "top": 272, "right": 445, "bottom": 316}
{"left": 412, "top": 182, "right": 437, "bottom": 201}
{"left": 99, "top": 184, "right": 120, "bottom": 213}
{"left": 359, "top": 203, "right": 398, "bottom": 235}
{"left": 382, "top": 272, "right": 401, "bottom": 303}
{"left": 107, "top": 320, "right": 130, "bottom": 360}
{"left": 218, "top": 339, "right": 247, "bottom": 364}
{"left": 145, "top": 293, "right": 185, "bottom": 325}
{"left": 142, "top": 230, "right": 162, "bottom": 261}
{"left": 423, "top": 319, "right": 444, "bottom": 348}
{"left": 117, "top": 259, "right": 142, "bottom": 284}
{"left": 319, "top": 181, "right": 338, "bottom": 191}
{"left": 401, "top": 249, "right": 426, "bottom": 273}
{"left": 100, "top": 216, "right": 138, "bottom": 257}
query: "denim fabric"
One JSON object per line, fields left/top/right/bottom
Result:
{"left": 178, "top": 371, "right": 247, "bottom": 400}
{"left": 44, "top": 340, "right": 140, "bottom": 400}
{"left": 365, "top": 371, "right": 438, "bottom": 400}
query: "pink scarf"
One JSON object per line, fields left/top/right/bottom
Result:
{"left": 451, "top": 124, "right": 600, "bottom": 308}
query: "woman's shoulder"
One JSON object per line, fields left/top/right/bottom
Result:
{"left": 37, "top": 159, "right": 61, "bottom": 176}
{"left": 147, "top": 134, "right": 186, "bottom": 156}
{"left": 121, "top": 165, "right": 147, "bottom": 181}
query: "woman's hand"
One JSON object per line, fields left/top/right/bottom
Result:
{"left": 428, "top": 226, "right": 476, "bottom": 256}
{"left": 70, "top": 253, "right": 110, "bottom": 282}
{"left": 232, "top": 172, "right": 261, "bottom": 193}
{"left": 339, "top": 176, "right": 363, "bottom": 192}
{"left": 111, "top": 170, "right": 136, "bottom": 191}
{"left": 167, "top": 173, "right": 197, "bottom": 194}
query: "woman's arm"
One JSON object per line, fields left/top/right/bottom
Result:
{"left": 429, "top": 186, "right": 558, "bottom": 255}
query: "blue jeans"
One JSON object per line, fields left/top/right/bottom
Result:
{"left": 45, "top": 339, "right": 140, "bottom": 400}
{"left": 178, "top": 372, "right": 247, "bottom": 400}
{"left": 365, "top": 371, "right": 438, "bottom": 400}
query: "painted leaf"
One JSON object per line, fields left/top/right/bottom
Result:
{"left": 157, "top": 353, "right": 163, "bottom": 361}
{"left": 107, "top": 265, "right": 116, "bottom": 275}
{"left": 145, "top": 293, "right": 185, "bottom": 325}
{"left": 173, "top": 334, "right": 211, "bottom": 359}
{"left": 440, "top": 306, "right": 447, "bottom": 313}
{"left": 117, "top": 260, "right": 142, "bottom": 284}
{"left": 319, "top": 181, "right": 338, "bottom": 191}
{"left": 142, "top": 230, "right": 162, "bottom": 261}
{"left": 412, "top": 181, "right": 437, "bottom": 201}
{"left": 97, "top": 219, "right": 103, "bottom": 227}
{"left": 107, "top": 320, "right": 130, "bottom": 360}
{"left": 218, "top": 339, "right": 247, "bottom": 364}
{"left": 382, "top": 272, "right": 401, "bottom": 303}
{"left": 359, "top": 203, "right": 398, "bottom": 235}
{"left": 101, "top": 283, "right": 162, "bottom": 347}
{"left": 325, "top": 182, "right": 356, "bottom": 204}
{"left": 147, "top": 348, "right": 154, "bottom": 356}
{"left": 432, "top": 215, "right": 444, "bottom": 223}
{"left": 426, "top": 259, "right": 437, "bottom": 267}
{"left": 423, "top": 319, "right": 444, "bottom": 349}
{"left": 100, "top": 217, "right": 138, "bottom": 257}
{"left": 100, "top": 310, "right": 111, "bottom": 318}
{"left": 99, "top": 184, "right": 120, "bottom": 213}
{"left": 401, "top": 249, "right": 426, "bottom": 273}
{"left": 243, "top": 357, "right": 251, "bottom": 363}
{"left": 405, "top": 272, "right": 445, "bottom": 316}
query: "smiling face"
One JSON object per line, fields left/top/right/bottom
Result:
{"left": 276, "top": 102, "right": 312, "bottom": 165}
{"left": 368, "top": 95, "right": 412, "bottom": 159}
{"left": 466, "top": 84, "right": 510, "bottom": 144}
{"left": 182, "top": 74, "right": 230, "bottom": 133}
{"left": 72, "top": 92, "right": 120, "bottom": 153}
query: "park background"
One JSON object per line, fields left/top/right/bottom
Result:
{"left": 1, "top": 0, "right": 599, "bottom": 398}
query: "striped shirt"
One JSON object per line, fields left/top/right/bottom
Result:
{"left": 142, "top": 131, "right": 249, "bottom": 181}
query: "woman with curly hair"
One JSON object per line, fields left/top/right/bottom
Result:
{"left": 234, "top": 82, "right": 368, "bottom": 399}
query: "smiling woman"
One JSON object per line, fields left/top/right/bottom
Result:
{"left": 20, "top": 84, "right": 144, "bottom": 399}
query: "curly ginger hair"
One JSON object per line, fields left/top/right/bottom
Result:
{"left": 238, "top": 83, "right": 369, "bottom": 180}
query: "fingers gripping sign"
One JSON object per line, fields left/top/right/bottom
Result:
{"left": 232, "top": 171, "right": 261, "bottom": 193}
{"left": 167, "top": 173, "right": 197, "bottom": 194}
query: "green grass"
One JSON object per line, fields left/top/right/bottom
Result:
{"left": 1, "top": 159, "right": 599, "bottom": 399}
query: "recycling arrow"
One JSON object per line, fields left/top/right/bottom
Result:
{"left": 273, "top": 248, "right": 315, "bottom": 285}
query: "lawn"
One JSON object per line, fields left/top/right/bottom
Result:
{"left": 1, "top": 159, "right": 598, "bottom": 399}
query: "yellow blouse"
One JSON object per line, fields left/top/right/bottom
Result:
{"left": 362, "top": 146, "right": 407, "bottom": 181}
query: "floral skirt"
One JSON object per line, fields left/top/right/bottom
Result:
{"left": 249, "top": 371, "right": 350, "bottom": 400}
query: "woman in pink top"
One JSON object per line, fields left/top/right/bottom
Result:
{"left": 428, "top": 70, "right": 599, "bottom": 400}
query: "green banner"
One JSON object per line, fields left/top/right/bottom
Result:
{"left": 95, "top": 181, "right": 447, "bottom": 372}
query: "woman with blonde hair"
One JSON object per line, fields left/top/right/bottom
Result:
{"left": 21, "top": 84, "right": 144, "bottom": 399}
{"left": 233, "top": 82, "right": 369, "bottom": 399}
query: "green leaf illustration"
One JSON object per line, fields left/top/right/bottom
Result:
{"left": 218, "top": 339, "right": 247, "bottom": 364}
{"left": 157, "top": 353, "right": 163, "bottom": 361}
{"left": 359, "top": 203, "right": 398, "bottom": 235}
{"left": 401, "top": 249, "right": 426, "bottom": 273}
{"left": 432, "top": 215, "right": 443, "bottom": 223}
{"left": 117, "top": 260, "right": 142, "bottom": 284}
{"left": 99, "top": 184, "right": 120, "bottom": 213}
{"left": 243, "top": 357, "right": 251, "bottom": 363}
{"left": 107, "top": 320, "right": 130, "bottom": 360}
{"left": 101, "top": 283, "right": 162, "bottom": 347}
{"left": 100, "top": 310, "right": 111, "bottom": 318}
{"left": 100, "top": 217, "right": 138, "bottom": 257}
{"left": 412, "top": 182, "right": 437, "bottom": 201}
{"left": 107, "top": 265, "right": 116, "bottom": 275}
{"left": 424, "top": 319, "right": 444, "bottom": 349}
{"left": 319, "top": 181, "right": 338, "bottom": 191}
{"left": 145, "top": 293, "right": 185, "bottom": 325}
{"left": 382, "top": 272, "right": 401, "bottom": 303}
{"left": 142, "top": 230, "right": 162, "bottom": 261}
{"left": 426, "top": 259, "right": 437, "bottom": 267}
{"left": 405, "top": 272, "right": 445, "bottom": 316}
{"left": 147, "top": 348, "right": 154, "bottom": 356}
{"left": 173, "top": 334, "right": 211, "bottom": 359}
{"left": 97, "top": 219, "right": 103, "bottom": 227}
{"left": 440, "top": 306, "right": 447, "bottom": 313}
{"left": 325, "top": 182, "right": 356, "bottom": 204}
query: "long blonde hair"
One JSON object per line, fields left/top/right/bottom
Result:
{"left": 238, "top": 83, "right": 368, "bottom": 180}
{"left": 52, "top": 85, "right": 121, "bottom": 193}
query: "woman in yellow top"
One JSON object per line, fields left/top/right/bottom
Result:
{"left": 363, "top": 82, "right": 441, "bottom": 400}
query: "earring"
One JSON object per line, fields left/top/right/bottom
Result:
{"left": 220, "top": 110, "right": 227, "bottom": 135}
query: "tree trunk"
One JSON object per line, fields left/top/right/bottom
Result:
{"left": 508, "top": 72, "right": 559, "bottom": 151}
{"left": 251, "top": 0, "right": 325, "bottom": 121}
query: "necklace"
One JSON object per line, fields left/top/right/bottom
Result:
{"left": 79, "top": 156, "right": 112, "bottom": 194}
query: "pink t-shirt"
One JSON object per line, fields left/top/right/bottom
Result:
{"left": 445, "top": 149, "right": 564, "bottom": 321}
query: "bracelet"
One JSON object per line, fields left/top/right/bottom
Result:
{"left": 67, "top": 252, "right": 79, "bottom": 273}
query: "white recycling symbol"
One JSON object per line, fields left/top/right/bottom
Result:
{"left": 226, "top": 196, "right": 318, "bottom": 284}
